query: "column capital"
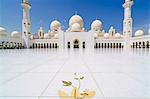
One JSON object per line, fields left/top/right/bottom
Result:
{"left": 123, "top": 1, "right": 133, "bottom": 8}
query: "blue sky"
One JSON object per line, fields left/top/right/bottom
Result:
{"left": 0, "top": 0, "right": 149, "bottom": 34}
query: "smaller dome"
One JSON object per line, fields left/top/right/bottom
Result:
{"left": 104, "top": 33, "right": 109, "bottom": 39}
{"left": 30, "top": 35, "right": 34, "bottom": 40}
{"left": 0, "top": 27, "right": 7, "bottom": 37}
{"left": 11, "top": 31, "right": 20, "bottom": 38}
{"left": 44, "top": 34, "right": 49, "bottom": 39}
{"left": 50, "top": 20, "right": 61, "bottom": 31}
{"left": 91, "top": 20, "right": 102, "bottom": 31}
{"left": 135, "top": 30, "right": 144, "bottom": 37}
{"left": 115, "top": 33, "right": 121, "bottom": 38}
{"left": 110, "top": 26, "right": 114, "bottom": 30}
{"left": 148, "top": 28, "right": 150, "bottom": 35}
{"left": 71, "top": 23, "right": 81, "bottom": 32}
{"left": 0, "top": 27, "right": 6, "bottom": 31}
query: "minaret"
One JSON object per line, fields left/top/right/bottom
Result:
{"left": 123, "top": 0, "right": 134, "bottom": 49}
{"left": 22, "top": 0, "right": 31, "bottom": 48}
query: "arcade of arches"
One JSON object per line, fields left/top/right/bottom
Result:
{"left": 95, "top": 43, "right": 124, "bottom": 48}
{"left": 131, "top": 41, "right": 150, "bottom": 48}
{"left": 0, "top": 41, "right": 23, "bottom": 49}
{"left": 31, "top": 43, "right": 58, "bottom": 49}
{"left": 1, "top": 41, "right": 149, "bottom": 49}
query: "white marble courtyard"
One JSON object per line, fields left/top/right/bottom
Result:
{"left": 0, "top": 49, "right": 149, "bottom": 99}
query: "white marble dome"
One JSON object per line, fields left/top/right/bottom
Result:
{"left": 91, "top": 20, "right": 102, "bottom": 31}
{"left": 69, "top": 14, "right": 84, "bottom": 28}
{"left": 50, "top": 20, "right": 61, "bottom": 31}
{"left": 0, "top": 27, "right": 6, "bottom": 32}
{"left": 115, "top": 33, "right": 121, "bottom": 38}
{"left": 110, "top": 26, "right": 114, "bottom": 30}
{"left": 148, "top": 28, "right": 150, "bottom": 35}
{"left": 30, "top": 35, "right": 34, "bottom": 40}
{"left": 71, "top": 23, "right": 82, "bottom": 32}
{"left": 11, "top": 31, "right": 20, "bottom": 38}
{"left": 135, "top": 30, "right": 144, "bottom": 37}
{"left": 44, "top": 34, "right": 49, "bottom": 39}
{"left": 104, "top": 33, "right": 109, "bottom": 39}
{"left": 0, "top": 27, "right": 7, "bottom": 38}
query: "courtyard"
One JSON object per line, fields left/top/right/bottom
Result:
{"left": 0, "top": 49, "right": 149, "bottom": 99}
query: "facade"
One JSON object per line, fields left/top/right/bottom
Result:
{"left": 0, "top": 0, "right": 150, "bottom": 49}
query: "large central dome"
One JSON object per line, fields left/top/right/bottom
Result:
{"left": 71, "top": 23, "right": 82, "bottom": 32}
{"left": 69, "top": 15, "right": 84, "bottom": 28}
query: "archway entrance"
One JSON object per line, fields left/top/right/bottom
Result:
{"left": 73, "top": 39, "right": 79, "bottom": 48}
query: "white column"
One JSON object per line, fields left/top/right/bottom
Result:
{"left": 22, "top": 0, "right": 31, "bottom": 48}
{"left": 123, "top": 0, "right": 134, "bottom": 49}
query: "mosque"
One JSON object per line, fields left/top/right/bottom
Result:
{"left": 0, "top": 0, "right": 150, "bottom": 49}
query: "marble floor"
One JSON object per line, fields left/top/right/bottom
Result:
{"left": 0, "top": 49, "right": 149, "bottom": 99}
